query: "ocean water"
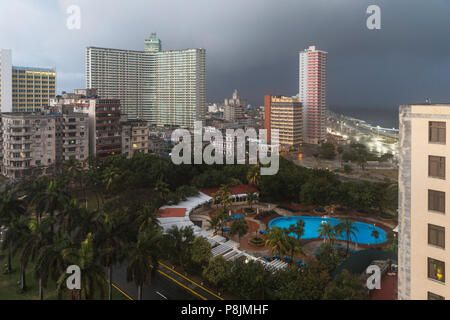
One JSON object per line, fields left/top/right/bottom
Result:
{"left": 330, "top": 106, "right": 399, "bottom": 129}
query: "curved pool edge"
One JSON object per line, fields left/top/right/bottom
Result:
{"left": 267, "top": 216, "right": 390, "bottom": 246}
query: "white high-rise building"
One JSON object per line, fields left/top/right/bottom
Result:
{"left": 86, "top": 34, "right": 206, "bottom": 128}
{"left": 0, "top": 50, "right": 12, "bottom": 113}
{"left": 299, "top": 46, "right": 328, "bottom": 144}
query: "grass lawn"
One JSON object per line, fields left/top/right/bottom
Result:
{"left": 0, "top": 253, "right": 128, "bottom": 300}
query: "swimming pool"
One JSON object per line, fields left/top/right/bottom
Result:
{"left": 268, "top": 216, "right": 387, "bottom": 245}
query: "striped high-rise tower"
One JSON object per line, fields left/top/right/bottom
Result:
{"left": 299, "top": 46, "right": 328, "bottom": 144}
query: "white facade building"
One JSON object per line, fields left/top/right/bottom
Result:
{"left": 86, "top": 34, "right": 206, "bottom": 128}
{"left": 399, "top": 104, "right": 450, "bottom": 300}
{"left": 0, "top": 49, "right": 12, "bottom": 113}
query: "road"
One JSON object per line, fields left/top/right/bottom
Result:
{"left": 112, "top": 262, "right": 224, "bottom": 301}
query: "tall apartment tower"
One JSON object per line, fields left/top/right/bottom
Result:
{"left": 224, "top": 89, "right": 247, "bottom": 122}
{"left": 86, "top": 35, "right": 206, "bottom": 128}
{"left": 264, "top": 95, "right": 302, "bottom": 148}
{"left": 399, "top": 104, "right": 450, "bottom": 300}
{"left": 299, "top": 46, "right": 327, "bottom": 144}
{"left": 0, "top": 49, "right": 56, "bottom": 113}
{"left": 50, "top": 89, "right": 122, "bottom": 159}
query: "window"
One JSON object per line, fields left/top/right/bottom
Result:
{"left": 428, "top": 258, "right": 445, "bottom": 283}
{"left": 429, "top": 156, "right": 445, "bottom": 179}
{"left": 428, "top": 292, "right": 445, "bottom": 300}
{"left": 428, "top": 224, "right": 445, "bottom": 248}
{"left": 429, "top": 190, "right": 445, "bottom": 213}
{"left": 429, "top": 122, "right": 446, "bottom": 144}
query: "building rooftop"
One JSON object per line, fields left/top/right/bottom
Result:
{"left": 13, "top": 66, "right": 55, "bottom": 72}
{"left": 157, "top": 208, "right": 187, "bottom": 218}
{"left": 87, "top": 46, "right": 204, "bottom": 54}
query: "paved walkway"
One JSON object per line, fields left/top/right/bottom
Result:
{"left": 369, "top": 273, "right": 398, "bottom": 300}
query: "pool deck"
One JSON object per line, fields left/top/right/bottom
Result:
{"left": 264, "top": 206, "right": 395, "bottom": 250}
{"left": 369, "top": 273, "right": 398, "bottom": 300}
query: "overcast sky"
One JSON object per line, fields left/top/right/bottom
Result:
{"left": 1, "top": 0, "right": 449, "bottom": 120}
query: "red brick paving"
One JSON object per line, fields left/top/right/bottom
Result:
{"left": 369, "top": 273, "right": 398, "bottom": 300}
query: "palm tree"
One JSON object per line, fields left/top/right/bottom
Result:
{"left": 335, "top": 219, "right": 359, "bottom": 256}
{"left": 230, "top": 218, "right": 248, "bottom": 246}
{"left": 32, "top": 179, "right": 69, "bottom": 234}
{"left": 284, "top": 235, "right": 305, "bottom": 264}
{"left": 214, "top": 208, "right": 229, "bottom": 236}
{"left": 126, "top": 227, "right": 162, "bottom": 300}
{"left": 265, "top": 227, "right": 287, "bottom": 258}
{"left": 246, "top": 192, "right": 258, "bottom": 211}
{"left": 207, "top": 214, "right": 222, "bottom": 236}
{"left": 0, "top": 189, "right": 27, "bottom": 273}
{"left": 3, "top": 215, "right": 30, "bottom": 290}
{"left": 57, "top": 199, "right": 85, "bottom": 240}
{"left": 317, "top": 222, "right": 337, "bottom": 245}
{"left": 12, "top": 217, "right": 54, "bottom": 293}
{"left": 35, "top": 232, "right": 71, "bottom": 300}
{"left": 102, "top": 166, "right": 121, "bottom": 195}
{"left": 57, "top": 233, "right": 107, "bottom": 300}
{"left": 72, "top": 207, "right": 101, "bottom": 242}
{"left": 247, "top": 165, "right": 261, "bottom": 187}
{"left": 62, "top": 159, "right": 88, "bottom": 207}
{"left": 136, "top": 204, "right": 160, "bottom": 233}
{"left": 212, "top": 185, "right": 233, "bottom": 211}
{"left": 153, "top": 180, "right": 170, "bottom": 208}
{"left": 164, "top": 226, "right": 195, "bottom": 269}
{"left": 96, "top": 210, "right": 129, "bottom": 300}
{"left": 85, "top": 157, "right": 104, "bottom": 210}
{"left": 288, "top": 220, "right": 305, "bottom": 240}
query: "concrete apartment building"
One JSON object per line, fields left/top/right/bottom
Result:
{"left": 399, "top": 104, "right": 450, "bottom": 300}
{"left": 0, "top": 49, "right": 56, "bottom": 113}
{"left": 121, "top": 116, "right": 149, "bottom": 159}
{"left": 86, "top": 34, "right": 206, "bottom": 128}
{"left": 1, "top": 109, "right": 89, "bottom": 179}
{"left": 50, "top": 89, "right": 122, "bottom": 158}
{"left": 264, "top": 95, "right": 302, "bottom": 149}
{"left": 224, "top": 89, "right": 247, "bottom": 122}
{"left": 299, "top": 46, "right": 327, "bottom": 144}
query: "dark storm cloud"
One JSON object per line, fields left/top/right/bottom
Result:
{"left": 1, "top": 0, "right": 449, "bottom": 114}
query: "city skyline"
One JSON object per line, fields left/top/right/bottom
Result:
{"left": 0, "top": 0, "right": 449, "bottom": 115}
